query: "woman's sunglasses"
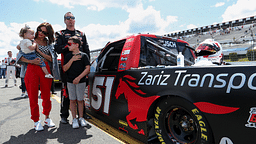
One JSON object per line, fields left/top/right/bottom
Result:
{"left": 65, "top": 16, "right": 75, "bottom": 20}
{"left": 37, "top": 27, "right": 49, "bottom": 36}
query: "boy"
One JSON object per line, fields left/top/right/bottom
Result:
{"left": 63, "top": 36, "right": 90, "bottom": 128}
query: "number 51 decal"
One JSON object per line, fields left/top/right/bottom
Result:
{"left": 91, "top": 76, "right": 115, "bottom": 114}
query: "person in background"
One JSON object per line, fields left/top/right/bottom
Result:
{"left": 4, "top": 51, "right": 17, "bottom": 87}
{"left": 0, "top": 60, "right": 2, "bottom": 79}
{"left": 55, "top": 12, "right": 90, "bottom": 124}
{"left": 20, "top": 64, "right": 27, "bottom": 98}
{"left": 1, "top": 59, "right": 7, "bottom": 79}
{"left": 63, "top": 36, "right": 90, "bottom": 128}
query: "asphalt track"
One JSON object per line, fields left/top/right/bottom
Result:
{"left": 0, "top": 78, "right": 123, "bottom": 144}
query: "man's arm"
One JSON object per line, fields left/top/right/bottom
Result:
{"left": 54, "top": 31, "right": 69, "bottom": 54}
{"left": 82, "top": 34, "right": 90, "bottom": 60}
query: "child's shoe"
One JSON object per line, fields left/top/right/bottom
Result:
{"left": 72, "top": 118, "right": 79, "bottom": 129}
{"left": 79, "top": 117, "right": 87, "bottom": 127}
{"left": 45, "top": 74, "right": 54, "bottom": 78}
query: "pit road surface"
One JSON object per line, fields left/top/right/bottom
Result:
{"left": 0, "top": 78, "right": 123, "bottom": 144}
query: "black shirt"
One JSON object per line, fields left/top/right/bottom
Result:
{"left": 64, "top": 52, "right": 90, "bottom": 83}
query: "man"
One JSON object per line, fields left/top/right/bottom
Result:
{"left": 4, "top": 51, "right": 17, "bottom": 87}
{"left": 1, "top": 59, "right": 7, "bottom": 79}
{"left": 55, "top": 12, "right": 90, "bottom": 124}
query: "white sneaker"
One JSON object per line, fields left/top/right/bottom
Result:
{"left": 45, "top": 74, "right": 54, "bottom": 78}
{"left": 34, "top": 121, "right": 44, "bottom": 131}
{"left": 44, "top": 118, "right": 55, "bottom": 127}
{"left": 79, "top": 117, "right": 87, "bottom": 127}
{"left": 20, "top": 93, "right": 26, "bottom": 98}
{"left": 72, "top": 118, "right": 79, "bottom": 129}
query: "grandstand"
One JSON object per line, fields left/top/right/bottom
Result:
{"left": 164, "top": 15, "right": 256, "bottom": 60}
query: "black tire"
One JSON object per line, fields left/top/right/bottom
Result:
{"left": 154, "top": 96, "right": 214, "bottom": 144}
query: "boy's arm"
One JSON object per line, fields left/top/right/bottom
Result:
{"left": 63, "top": 55, "right": 81, "bottom": 72}
{"left": 73, "top": 65, "right": 90, "bottom": 84}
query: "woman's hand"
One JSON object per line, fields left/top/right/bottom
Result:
{"left": 31, "top": 58, "right": 41, "bottom": 65}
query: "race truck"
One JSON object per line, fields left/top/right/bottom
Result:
{"left": 87, "top": 34, "right": 256, "bottom": 144}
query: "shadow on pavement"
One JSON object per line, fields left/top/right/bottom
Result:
{"left": 3, "top": 123, "right": 92, "bottom": 144}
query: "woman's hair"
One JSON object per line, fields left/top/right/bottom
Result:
{"left": 69, "top": 36, "right": 81, "bottom": 48}
{"left": 19, "top": 24, "right": 31, "bottom": 38}
{"left": 35, "top": 22, "right": 55, "bottom": 44}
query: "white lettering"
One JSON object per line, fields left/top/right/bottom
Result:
{"left": 181, "top": 74, "right": 191, "bottom": 86}
{"left": 160, "top": 75, "right": 170, "bottom": 85}
{"left": 145, "top": 75, "right": 153, "bottom": 85}
{"left": 138, "top": 72, "right": 147, "bottom": 85}
{"left": 214, "top": 74, "right": 228, "bottom": 88}
{"left": 226, "top": 73, "right": 246, "bottom": 93}
{"left": 188, "top": 74, "right": 200, "bottom": 87}
{"left": 138, "top": 71, "right": 170, "bottom": 86}
{"left": 91, "top": 77, "right": 105, "bottom": 110}
{"left": 248, "top": 73, "right": 256, "bottom": 90}
{"left": 200, "top": 74, "right": 214, "bottom": 87}
{"left": 174, "top": 70, "right": 187, "bottom": 86}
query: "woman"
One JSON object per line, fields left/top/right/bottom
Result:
{"left": 17, "top": 22, "right": 58, "bottom": 131}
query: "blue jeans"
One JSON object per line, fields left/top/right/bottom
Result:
{"left": 23, "top": 52, "right": 46, "bottom": 67}
{"left": 0, "top": 68, "right": 6, "bottom": 78}
{"left": 21, "top": 78, "right": 26, "bottom": 92}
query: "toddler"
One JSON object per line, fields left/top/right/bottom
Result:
{"left": 19, "top": 25, "right": 53, "bottom": 78}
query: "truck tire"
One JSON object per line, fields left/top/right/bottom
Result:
{"left": 154, "top": 96, "right": 214, "bottom": 144}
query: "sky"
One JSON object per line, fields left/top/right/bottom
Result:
{"left": 1, "top": 0, "right": 256, "bottom": 61}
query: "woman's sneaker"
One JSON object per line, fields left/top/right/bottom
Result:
{"left": 72, "top": 118, "right": 79, "bottom": 129}
{"left": 79, "top": 117, "right": 87, "bottom": 127}
{"left": 34, "top": 121, "right": 44, "bottom": 131}
{"left": 44, "top": 118, "right": 55, "bottom": 127}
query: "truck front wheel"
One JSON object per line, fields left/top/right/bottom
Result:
{"left": 154, "top": 96, "right": 213, "bottom": 144}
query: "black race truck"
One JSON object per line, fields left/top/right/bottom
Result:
{"left": 88, "top": 34, "right": 256, "bottom": 144}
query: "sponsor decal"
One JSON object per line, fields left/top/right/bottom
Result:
{"left": 219, "top": 137, "right": 233, "bottom": 144}
{"left": 126, "top": 38, "right": 134, "bottom": 42}
{"left": 245, "top": 107, "right": 256, "bottom": 128}
{"left": 119, "top": 127, "right": 128, "bottom": 133}
{"left": 115, "top": 75, "right": 159, "bottom": 134}
{"left": 124, "top": 45, "right": 131, "bottom": 48}
{"left": 120, "top": 57, "right": 128, "bottom": 61}
{"left": 136, "top": 70, "right": 256, "bottom": 93}
{"left": 119, "top": 120, "right": 128, "bottom": 127}
{"left": 191, "top": 108, "right": 208, "bottom": 141}
{"left": 138, "top": 71, "right": 170, "bottom": 86}
{"left": 122, "top": 50, "right": 130, "bottom": 55}
{"left": 194, "top": 102, "right": 239, "bottom": 114}
{"left": 174, "top": 70, "right": 256, "bottom": 93}
{"left": 154, "top": 107, "right": 166, "bottom": 144}
{"left": 163, "top": 40, "right": 177, "bottom": 47}
{"left": 119, "top": 63, "right": 126, "bottom": 69}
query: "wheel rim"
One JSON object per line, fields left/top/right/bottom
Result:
{"left": 166, "top": 107, "right": 198, "bottom": 143}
